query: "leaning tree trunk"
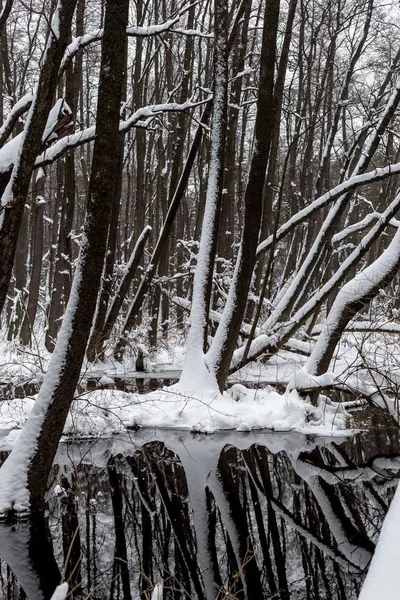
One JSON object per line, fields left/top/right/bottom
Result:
{"left": 0, "top": 0, "right": 129, "bottom": 516}
{"left": 0, "top": 0, "right": 77, "bottom": 317}
{"left": 296, "top": 214, "right": 400, "bottom": 404}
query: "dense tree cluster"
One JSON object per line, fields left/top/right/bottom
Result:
{"left": 0, "top": 0, "right": 400, "bottom": 511}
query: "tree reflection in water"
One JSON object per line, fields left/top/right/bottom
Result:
{"left": 0, "top": 427, "right": 399, "bottom": 599}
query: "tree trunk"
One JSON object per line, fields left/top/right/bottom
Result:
{"left": 86, "top": 52, "right": 127, "bottom": 362}
{"left": 207, "top": 0, "right": 281, "bottom": 390}
{"left": 178, "top": 0, "right": 228, "bottom": 391}
{"left": 0, "top": 0, "right": 129, "bottom": 516}
{"left": 19, "top": 170, "right": 46, "bottom": 346}
{"left": 0, "top": 0, "right": 77, "bottom": 317}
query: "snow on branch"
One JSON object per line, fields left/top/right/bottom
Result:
{"left": 230, "top": 333, "right": 279, "bottom": 369}
{"left": 231, "top": 190, "right": 400, "bottom": 371}
{"left": 300, "top": 223, "right": 400, "bottom": 382}
{"left": 287, "top": 367, "right": 335, "bottom": 393}
{"left": 0, "top": 93, "right": 33, "bottom": 149}
{"left": 169, "top": 27, "right": 211, "bottom": 37}
{"left": 332, "top": 213, "right": 400, "bottom": 244}
{"left": 171, "top": 295, "right": 262, "bottom": 338}
{"left": 0, "top": 99, "right": 72, "bottom": 178}
{"left": 174, "top": 295, "right": 313, "bottom": 359}
{"left": 59, "top": 3, "right": 209, "bottom": 75}
{"left": 311, "top": 321, "right": 400, "bottom": 335}
{"left": 288, "top": 191, "right": 400, "bottom": 331}
{"left": 256, "top": 162, "right": 400, "bottom": 256}
{"left": 35, "top": 98, "right": 209, "bottom": 168}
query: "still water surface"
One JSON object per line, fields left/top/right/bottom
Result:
{"left": 0, "top": 425, "right": 399, "bottom": 599}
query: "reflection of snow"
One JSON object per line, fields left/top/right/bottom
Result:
{"left": 0, "top": 523, "right": 45, "bottom": 599}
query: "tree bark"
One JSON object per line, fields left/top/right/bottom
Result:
{"left": 0, "top": 0, "right": 77, "bottom": 317}
{"left": 178, "top": 0, "right": 228, "bottom": 390}
{"left": 0, "top": 0, "right": 129, "bottom": 516}
{"left": 207, "top": 0, "right": 281, "bottom": 390}
{"left": 0, "top": 0, "right": 13, "bottom": 36}
{"left": 86, "top": 36, "right": 127, "bottom": 362}
{"left": 19, "top": 171, "right": 46, "bottom": 346}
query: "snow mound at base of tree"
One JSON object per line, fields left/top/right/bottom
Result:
{"left": 0, "top": 384, "right": 348, "bottom": 448}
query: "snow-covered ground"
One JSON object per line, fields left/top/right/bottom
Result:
{"left": 0, "top": 325, "right": 399, "bottom": 449}
{"left": 0, "top": 383, "right": 348, "bottom": 449}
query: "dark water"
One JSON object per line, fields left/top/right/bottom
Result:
{"left": 0, "top": 426, "right": 399, "bottom": 600}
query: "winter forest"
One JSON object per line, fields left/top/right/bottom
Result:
{"left": 1, "top": 0, "right": 400, "bottom": 597}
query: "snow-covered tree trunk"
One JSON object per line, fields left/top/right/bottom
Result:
{"left": 177, "top": 0, "right": 228, "bottom": 393}
{"left": 261, "top": 75, "right": 400, "bottom": 332}
{"left": 0, "top": 0, "right": 77, "bottom": 317}
{"left": 207, "top": 0, "right": 280, "bottom": 390}
{"left": 290, "top": 212, "right": 400, "bottom": 402}
{"left": 232, "top": 187, "right": 400, "bottom": 373}
{"left": 0, "top": 0, "right": 129, "bottom": 516}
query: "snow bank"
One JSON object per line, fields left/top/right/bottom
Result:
{"left": 0, "top": 384, "right": 347, "bottom": 448}
{"left": 359, "top": 483, "right": 400, "bottom": 600}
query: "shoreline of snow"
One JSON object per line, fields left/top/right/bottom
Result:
{"left": 0, "top": 383, "right": 350, "bottom": 450}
